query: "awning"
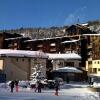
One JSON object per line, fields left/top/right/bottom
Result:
{"left": 0, "top": 49, "right": 48, "bottom": 58}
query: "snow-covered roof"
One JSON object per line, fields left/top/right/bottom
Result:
{"left": 81, "top": 23, "right": 88, "bottom": 26}
{"left": 0, "top": 49, "right": 81, "bottom": 60}
{"left": 24, "top": 36, "right": 70, "bottom": 42}
{"left": 53, "top": 67, "right": 82, "bottom": 73}
{"left": 0, "top": 49, "right": 48, "bottom": 58}
{"left": 61, "top": 40, "right": 79, "bottom": 44}
{"left": 83, "top": 34, "right": 100, "bottom": 36}
{"left": 5, "top": 37, "right": 23, "bottom": 41}
{"left": 47, "top": 53, "right": 81, "bottom": 60}
{"left": 24, "top": 37, "right": 62, "bottom": 42}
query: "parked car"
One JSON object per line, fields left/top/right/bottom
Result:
{"left": 18, "top": 81, "right": 30, "bottom": 88}
{"left": 30, "top": 79, "right": 48, "bottom": 89}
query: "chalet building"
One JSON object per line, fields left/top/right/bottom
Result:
{"left": 0, "top": 24, "right": 98, "bottom": 80}
{"left": 24, "top": 37, "right": 72, "bottom": 53}
{"left": 23, "top": 24, "right": 94, "bottom": 68}
{"left": 23, "top": 37, "right": 82, "bottom": 79}
{"left": 84, "top": 34, "right": 100, "bottom": 77}
{"left": 4, "top": 37, "right": 30, "bottom": 50}
{"left": 0, "top": 49, "right": 48, "bottom": 81}
{"left": 0, "top": 32, "right": 31, "bottom": 50}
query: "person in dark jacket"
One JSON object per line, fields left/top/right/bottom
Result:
{"left": 37, "top": 81, "right": 42, "bottom": 93}
{"left": 10, "top": 80, "right": 15, "bottom": 93}
{"left": 54, "top": 80, "right": 60, "bottom": 96}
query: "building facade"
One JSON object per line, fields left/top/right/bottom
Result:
{"left": 0, "top": 50, "right": 48, "bottom": 81}
{"left": 84, "top": 34, "right": 100, "bottom": 76}
{"left": 1, "top": 24, "right": 100, "bottom": 78}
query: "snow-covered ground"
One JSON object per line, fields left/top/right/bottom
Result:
{"left": 0, "top": 82, "right": 100, "bottom": 100}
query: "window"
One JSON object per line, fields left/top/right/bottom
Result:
{"left": 16, "top": 58, "right": 18, "bottom": 62}
{"left": 98, "top": 68, "right": 100, "bottom": 71}
{"left": 88, "top": 61, "right": 92, "bottom": 64}
{"left": 88, "top": 68, "right": 92, "bottom": 73}
{"left": 92, "top": 68, "right": 97, "bottom": 73}
{"left": 22, "top": 58, "right": 24, "bottom": 61}
{"left": 50, "top": 43, "right": 56, "bottom": 46}
{"left": 50, "top": 48, "right": 56, "bottom": 52}
{"left": 37, "top": 44, "right": 43, "bottom": 47}
{"left": 65, "top": 62, "right": 74, "bottom": 66}
{"left": 14, "top": 43, "right": 17, "bottom": 46}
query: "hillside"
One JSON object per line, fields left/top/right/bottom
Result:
{"left": 0, "top": 20, "right": 100, "bottom": 39}
{"left": 88, "top": 20, "right": 100, "bottom": 34}
{"left": 0, "top": 26, "right": 67, "bottom": 39}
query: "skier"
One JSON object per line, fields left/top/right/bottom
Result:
{"left": 91, "top": 77, "right": 94, "bottom": 86}
{"left": 37, "top": 80, "right": 42, "bottom": 93}
{"left": 54, "top": 80, "right": 60, "bottom": 96}
{"left": 10, "top": 80, "right": 15, "bottom": 93}
{"left": 15, "top": 80, "right": 19, "bottom": 92}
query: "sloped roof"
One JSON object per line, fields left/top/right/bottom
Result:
{"left": 53, "top": 67, "right": 82, "bottom": 73}
{"left": 47, "top": 53, "right": 81, "bottom": 60}
{"left": 0, "top": 49, "right": 81, "bottom": 60}
{"left": 0, "top": 49, "right": 48, "bottom": 58}
{"left": 61, "top": 40, "right": 79, "bottom": 44}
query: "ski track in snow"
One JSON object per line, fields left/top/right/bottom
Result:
{"left": 0, "top": 83, "right": 100, "bottom": 100}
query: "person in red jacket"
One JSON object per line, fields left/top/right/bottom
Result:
{"left": 15, "top": 80, "right": 19, "bottom": 92}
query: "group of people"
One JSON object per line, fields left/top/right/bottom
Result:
{"left": 34, "top": 80, "right": 60, "bottom": 96}
{"left": 9, "top": 79, "right": 60, "bottom": 96}
{"left": 10, "top": 80, "right": 19, "bottom": 93}
{"left": 34, "top": 80, "right": 42, "bottom": 93}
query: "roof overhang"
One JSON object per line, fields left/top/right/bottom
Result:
{"left": 47, "top": 53, "right": 81, "bottom": 60}
{"left": 61, "top": 40, "right": 79, "bottom": 44}
{"left": 53, "top": 67, "right": 83, "bottom": 73}
{"left": 0, "top": 49, "right": 48, "bottom": 59}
